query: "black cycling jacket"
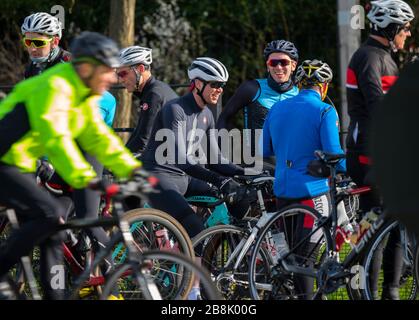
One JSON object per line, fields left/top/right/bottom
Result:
{"left": 346, "top": 37, "right": 399, "bottom": 155}
{"left": 142, "top": 92, "right": 244, "bottom": 185}
{"left": 24, "top": 47, "right": 71, "bottom": 78}
{"left": 126, "top": 76, "right": 178, "bottom": 153}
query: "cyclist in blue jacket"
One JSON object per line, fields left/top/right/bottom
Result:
{"left": 261, "top": 59, "right": 345, "bottom": 299}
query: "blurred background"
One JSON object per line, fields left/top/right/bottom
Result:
{"left": 0, "top": 0, "right": 418, "bottom": 135}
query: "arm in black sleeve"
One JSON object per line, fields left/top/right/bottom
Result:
{"left": 216, "top": 80, "right": 260, "bottom": 130}
{"left": 162, "top": 103, "right": 225, "bottom": 186}
{"left": 126, "top": 92, "right": 162, "bottom": 153}
{"left": 207, "top": 114, "right": 245, "bottom": 176}
{"left": 355, "top": 53, "right": 385, "bottom": 115}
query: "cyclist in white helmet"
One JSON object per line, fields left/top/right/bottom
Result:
{"left": 21, "top": 12, "right": 71, "bottom": 78}
{"left": 116, "top": 46, "right": 177, "bottom": 154}
{"left": 346, "top": 0, "right": 415, "bottom": 300}
{"left": 141, "top": 57, "right": 247, "bottom": 299}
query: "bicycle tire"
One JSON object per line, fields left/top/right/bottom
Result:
{"left": 360, "top": 220, "right": 417, "bottom": 300}
{"left": 415, "top": 244, "right": 419, "bottom": 289}
{"left": 248, "top": 204, "right": 333, "bottom": 300}
{"left": 192, "top": 224, "right": 272, "bottom": 300}
{"left": 68, "top": 208, "right": 194, "bottom": 299}
{"left": 114, "top": 208, "right": 194, "bottom": 260}
{"left": 100, "top": 250, "right": 221, "bottom": 300}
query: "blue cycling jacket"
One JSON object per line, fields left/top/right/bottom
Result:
{"left": 98, "top": 91, "right": 116, "bottom": 127}
{"left": 261, "top": 89, "right": 346, "bottom": 199}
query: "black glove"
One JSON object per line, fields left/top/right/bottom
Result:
{"left": 217, "top": 178, "right": 241, "bottom": 205}
{"left": 36, "top": 160, "right": 55, "bottom": 184}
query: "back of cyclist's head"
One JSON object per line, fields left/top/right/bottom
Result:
{"left": 263, "top": 40, "right": 299, "bottom": 62}
{"left": 70, "top": 31, "right": 121, "bottom": 68}
{"left": 367, "top": 0, "right": 414, "bottom": 42}
{"left": 119, "top": 46, "right": 152, "bottom": 71}
{"left": 187, "top": 57, "right": 229, "bottom": 84}
{"left": 295, "top": 59, "right": 333, "bottom": 100}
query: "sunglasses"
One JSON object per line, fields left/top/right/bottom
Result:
{"left": 116, "top": 70, "right": 130, "bottom": 79}
{"left": 267, "top": 59, "right": 292, "bottom": 67}
{"left": 207, "top": 81, "right": 226, "bottom": 89}
{"left": 23, "top": 37, "right": 53, "bottom": 48}
{"left": 402, "top": 25, "right": 411, "bottom": 33}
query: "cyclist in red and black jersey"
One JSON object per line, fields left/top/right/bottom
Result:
{"left": 346, "top": 0, "right": 414, "bottom": 300}
{"left": 346, "top": 0, "right": 414, "bottom": 200}
{"left": 21, "top": 12, "right": 71, "bottom": 78}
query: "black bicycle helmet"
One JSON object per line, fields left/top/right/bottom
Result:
{"left": 263, "top": 40, "right": 299, "bottom": 61}
{"left": 70, "top": 31, "right": 121, "bottom": 68}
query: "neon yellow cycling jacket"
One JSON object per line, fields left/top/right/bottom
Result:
{"left": 0, "top": 62, "right": 140, "bottom": 188}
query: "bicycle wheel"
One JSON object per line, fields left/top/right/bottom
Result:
{"left": 248, "top": 205, "right": 333, "bottom": 300}
{"left": 360, "top": 220, "right": 417, "bottom": 300}
{"left": 112, "top": 208, "right": 194, "bottom": 262}
{"left": 100, "top": 250, "right": 221, "bottom": 300}
{"left": 415, "top": 244, "right": 419, "bottom": 289}
{"left": 70, "top": 208, "right": 195, "bottom": 299}
{"left": 192, "top": 223, "right": 272, "bottom": 300}
{"left": 315, "top": 242, "right": 362, "bottom": 300}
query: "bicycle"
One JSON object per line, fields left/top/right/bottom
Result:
{"left": 247, "top": 150, "right": 417, "bottom": 300}
{"left": 0, "top": 173, "right": 220, "bottom": 300}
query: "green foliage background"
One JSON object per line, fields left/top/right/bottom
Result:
{"left": 1, "top": 0, "right": 418, "bottom": 125}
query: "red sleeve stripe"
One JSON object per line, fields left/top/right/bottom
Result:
{"left": 382, "top": 75, "right": 398, "bottom": 93}
{"left": 346, "top": 68, "right": 358, "bottom": 89}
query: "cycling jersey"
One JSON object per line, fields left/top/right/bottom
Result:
{"left": 24, "top": 48, "right": 116, "bottom": 128}
{"left": 142, "top": 92, "right": 245, "bottom": 238}
{"left": 126, "top": 76, "right": 178, "bottom": 153}
{"left": 24, "top": 47, "right": 71, "bottom": 78}
{"left": 217, "top": 77, "right": 298, "bottom": 155}
{"left": 346, "top": 37, "right": 399, "bottom": 155}
{"left": 0, "top": 62, "right": 140, "bottom": 188}
{"left": 98, "top": 91, "right": 116, "bottom": 127}
{"left": 262, "top": 89, "right": 345, "bottom": 199}
{"left": 142, "top": 92, "right": 244, "bottom": 182}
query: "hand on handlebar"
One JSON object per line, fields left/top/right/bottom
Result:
{"left": 36, "top": 159, "right": 55, "bottom": 184}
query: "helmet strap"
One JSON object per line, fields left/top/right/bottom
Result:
{"left": 132, "top": 67, "right": 142, "bottom": 92}
{"left": 195, "top": 80, "right": 210, "bottom": 105}
{"left": 317, "top": 83, "right": 329, "bottom": 101}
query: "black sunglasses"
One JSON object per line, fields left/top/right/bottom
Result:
{"left": 207, "top": 81, "right": 226, "bottom": 89}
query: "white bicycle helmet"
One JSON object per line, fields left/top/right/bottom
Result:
{"left": 119, "top": 46, "right": 152, "bottom": 66}
{"left": 188, "top": 57, "right": 229, "bottom": 82}
{"left": 367, "top": 0, "right": 414, "bottom": 29}
{"left": 21, "top": 12, "right": 62, "bottom": 39}
{"left": 295, "top": 59, "right": 333, "bottom": 85}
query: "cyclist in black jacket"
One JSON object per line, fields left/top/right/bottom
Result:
{"left": 116, "top": 46, "right": 178, "bottom": 154}
{"left": 142, "top": 57, "right": 247, "bottom": 239}
{"left": 346, "top": 0, "right": 414, "bottom": 300}
{"left": 21, "top": 12, "right": 71, "bottom": 78}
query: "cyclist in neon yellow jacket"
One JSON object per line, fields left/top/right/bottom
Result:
{"left": 0, "top": 32, "right": 140, "bottom": 299}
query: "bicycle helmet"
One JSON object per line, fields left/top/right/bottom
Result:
{"left": 70, "top": 32, "right": 121, "bottom": 68}
{"left": 21, "top": 12, "right": 62, "bottom": 39}
{"left": 295, "top": 59, "right": 333, "bottom": 85}
{"left": 187, "top": 57, "right": 229, "bottom": 82}
{"left": 263, "top": 40, "right": 299, "bottom": 61}
{"left": 367, "top": 0, "right": 414, "bottom": 29}
{"left": 119, "top": 46, "right": 152, "bottom": 66}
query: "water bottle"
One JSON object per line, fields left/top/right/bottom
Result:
{"left": 335, "top": 222, "right": 354, "bottom": 251}
{"left": 350, "top": 207, "right": 380, "bottom": 245}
